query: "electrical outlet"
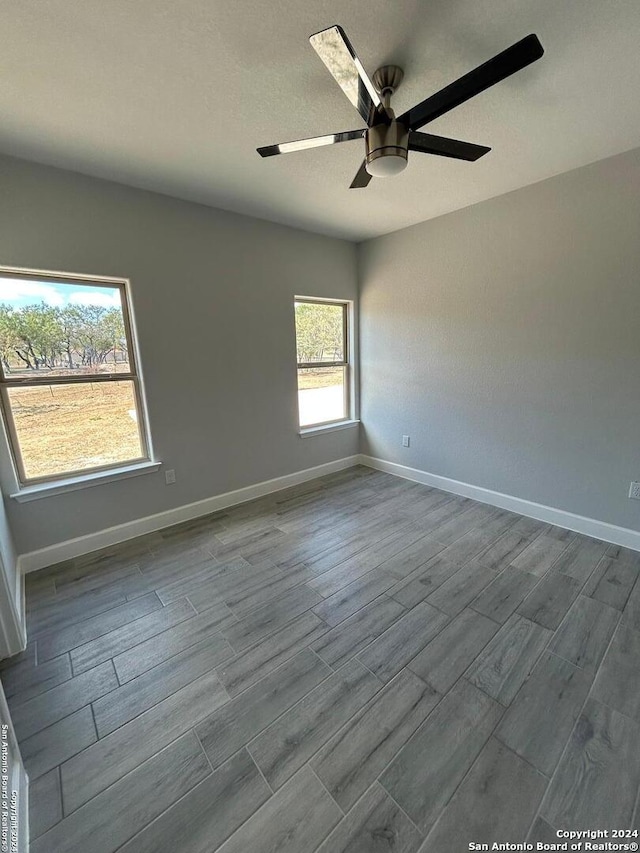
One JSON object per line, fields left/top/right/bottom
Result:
{"left": 629, "top": 481, "right": 640, "bottom": 500}
{"left": 402, "top": 435, "right": 410, "bottom": 448}
{"left": 165, "top": 469, "right": 176, "bottom": 485}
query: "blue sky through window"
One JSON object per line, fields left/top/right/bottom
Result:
{"left": 0, "top": 277, "right": 121, "bottom": 310}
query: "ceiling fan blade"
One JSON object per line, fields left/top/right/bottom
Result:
{"left": 409, "top": 131, "right": 490, "bottom": 161}
{"left": 350, "top": 160, "right": 372, "bottom": 189}
{"left": 257, "top": 129, "right": 365, "bottom": 158}
{"left": 398, "top": 34, "right": 544, "bottom": 131}
{"left": 310, "top": 25, "right": 387, "bottom": 126}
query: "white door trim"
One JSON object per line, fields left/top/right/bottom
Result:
{"left": 0, "top": 551, "right": 26, "bottom": 659}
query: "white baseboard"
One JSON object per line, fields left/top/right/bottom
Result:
{"left": 19, "top": 455, "right": 360, "bottom": 574}
{"left": 19, "top": 451, "right": 640, "bottom": 575}
{"left": 359, "top": 454, "right": 640, "bottom": 552}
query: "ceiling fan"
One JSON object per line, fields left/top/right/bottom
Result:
{"left": 257, "top": 25, "right": 544, "bottom": 188}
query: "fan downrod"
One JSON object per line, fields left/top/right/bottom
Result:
{"left": 372, "top": 65, "right": 404, "bottom": 97}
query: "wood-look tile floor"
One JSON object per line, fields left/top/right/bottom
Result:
{"left": 3, "top": 466, "right": 640, "bottom": 852}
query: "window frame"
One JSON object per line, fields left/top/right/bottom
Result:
{"left": 0, "top": 266, "right": 153, "bottom": 487}
{"left": 295, "top": 296, "right": 353, "bottom": 430}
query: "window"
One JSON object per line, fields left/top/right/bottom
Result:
{"left": 0, "top": 268, "right": 151, "bottom": 485}
{"left": 295, "top": 298, "right": 351, "bottom": 428}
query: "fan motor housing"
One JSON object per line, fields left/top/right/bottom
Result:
{"left": 365, "top": 121, "right": 409, "bottom": 177}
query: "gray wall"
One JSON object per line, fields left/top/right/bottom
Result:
{"left": 359, "top": 146, "right": 640, "bottom": 531}
{"left": 0, "top": 155, "right": 358, "bottom": 554}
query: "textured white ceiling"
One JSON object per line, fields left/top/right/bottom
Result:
{"left": 2, "top": 0, "right": 640, "bottom": 241}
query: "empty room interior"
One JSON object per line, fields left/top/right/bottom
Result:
{"left": 1, "top": 1, "right": 640, "bottom": 851}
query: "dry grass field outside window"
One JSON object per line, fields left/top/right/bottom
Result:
{"left": 8, "top": 380, "right": 143, "bottom": 479}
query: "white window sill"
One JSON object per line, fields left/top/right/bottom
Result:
{"left": 10, "top": 461, "right": 162, "bottom": 503}
{"left": 298, "top": 419, "right": 360, "bottom": 438}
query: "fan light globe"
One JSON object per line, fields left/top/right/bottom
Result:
{"left": 365, "top": 154, "right": 408, "bottom": 178}
{"left": 364, "top": 121, "right": 409, "bottom": 178}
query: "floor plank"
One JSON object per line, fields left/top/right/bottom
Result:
{"left": 426, "top": 561, "right": 501, "bottom": 617}
{"left": 11, "top": 661, "right": 117, "bottom": 740}
{"left": 221, "top": 584, "right": 322, "bottom": 652}
{"left": 376, "top": 534, "right": 445, "bottom": 579}
{"left": 511, "top": 526, "right": 575, "bottom": 576}
{"left": 303, "top": 518, "right": 414, "bottom": 579}
{"left": 26, "top": 586, "right": 128, "bottom": 636}
{"left": 407, "top": 608, "right": 499, "bottom": 694}
{"left": 28, "top": 768, "right": 62, "bottom": 840}
{"left": 527, "top": 817, "right": 561, "bottom": 846}
{"left": 225, "top": 562, "right": 316, "bottom": 617}
{"left": 548, "top": 595, "right": 620, "bottom": 670}
{"left": 311, "top": 597, "right": 405, "bottom": 669}
{"left": 152, "top": 557, "right": 230, "bottom": 604}
{"left": 22, "top": 706, "right": 96, "bottom": 780}
{"left": 116, "top": 749, "right": 271, "bottom": 853}
{"left": 414, "top": 495, "right": 471, "bottom": 533}
{"left": 582, "top": 556, "right": 639, "bottom": 611}
{"left": 148, "top": 555, "right": 240, "bottom": 603}
{"left": 46, "top": 563, "right": 142, "bottom": 603}
{"left": 380, "top": 679, "right": 503, "bottom": 833}
{"left": 495, "top": 650, "right": 591, "bottom": 775}
{"left": 215, "top": 611, "right": 327, "bottom": 697}
{"left": 216, "top": 767, "right": 342, "bottom": 853}
{"left": 113, "top": 604, "right": 235, "bottom": 682}
{"left": 470, "top": 567, "right": 539, "bottom": 624}
{"left": 466, "top": 614, "right": 552, "bottom": 705}
{"left": 248, "top": 659, "right": 380, "bottom": 790}
{"left": 317, "top": 783, "right": 423, "bottom": 853}
{"left": 61, "top": 670, "right": 226, "bottom": 813}
{"left": 312, "top": 568, "right": 397, "bottom": 626}
{"left": 70, "top": 598, "right": 196, "bottom": 674}
{"left": 475, "top": 517, "right": 547, "bottom": 571}
{"left": 312, "top": 669, "right": 440, "bottom": 812}
{"left": 196, "top": 648, "right": 331, "bottom": 771}
{"left": 388, "top": 555, "right": 461, "bottom": 609}
{"left": 158, "top": 557, "right": 252, "bottom": 612}
{"left": 32, "top": 732, "right": 211, "bottom": 853}
{"left": 357, "top": 602, "right": 450, "bottom": 684}
{"left": 623, "top": 575, "right": 640, "bottom": 632}
{"left": 591, "top": 621, "right": 640, "bottom": 723}
{"left": 605, "top": 545, "right": 640, "bottom": 568}
{"left": 517, "top": 571, "right": 583, "bottom": 630}
{"left": 35, "top": 593, "right": 163, "bottom": 662}
{"left": 418, "top": 738, "right": 547, "bottom": 851}
{"left": 429, "top": 504, "right": 500, "bottom": 548}
{"left": 307, "top": 523, "right": 428, "bottom": 595}
{"left": 551, "top": 536, "right": 608, "bottom": 581}
{"left": 1, "top": 653, "right": 71, "bottom": 702}
{"left": 540, "top": 698, "right": 640, "bottom": 830}
{"left": 434, "top": 515, "right": 515, "bottom": 566}
{"left": 93, "top": 636, "right": 234, "bottom": 736}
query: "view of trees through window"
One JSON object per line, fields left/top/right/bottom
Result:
{"left": 295, "top": 301, "right": 345, "bottom": 364}
{"left": 0, "top": 303, "right": 127, "bottom": 375}
{"left": 295, "top": 300, "right": 348, "bottom": 427}
{"left": 0, "top": 275, "right": 146, "bottom": 482}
